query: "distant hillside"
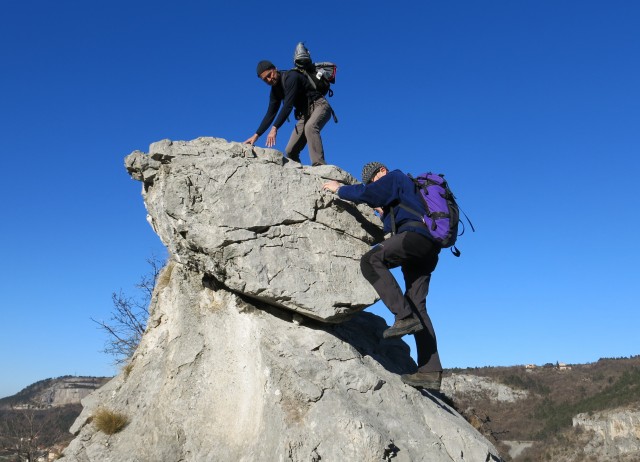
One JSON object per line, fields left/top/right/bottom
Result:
{"left": 0, "top": 376, "right": 109, "bottom": 409}
{"left": 443, "top": 355, "right": 640, "bottom": 462}
{"left": 0, "top": 376, "right": 110, "bottom": 461}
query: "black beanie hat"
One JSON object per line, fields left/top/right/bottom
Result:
{"left": 256, "top": 60, "right": 275, "bottom": 77}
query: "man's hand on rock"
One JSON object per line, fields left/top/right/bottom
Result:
{"left": 322, "top": 180, "right": 342, "bottom": 193}
{"left": 244, "top": 134, "right": 259, "bottom": 145}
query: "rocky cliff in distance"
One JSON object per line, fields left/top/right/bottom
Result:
{"left": 440, "top": 358, "right": 640, "bottom": 462}
{"left": 573, "top": 409, "right": 640, "bottom": 460}
{"left": 62, "top": 137, "right": 502, "bottom": 462}
{"left": 0, "top": 377, "right": 109, "bottom": 409}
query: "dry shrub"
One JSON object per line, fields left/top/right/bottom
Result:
{"left": 122, "top": 363, "right": 134, "bottom": 379}
{"left": 93, "top": 408, "right": 129, "bottom": 435}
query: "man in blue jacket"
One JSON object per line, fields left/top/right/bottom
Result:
{"left": 322, "top": 162, "right": 443, "bottom": 392}
{"left": 244, "top": 60, "right": 332, "bottom": 166}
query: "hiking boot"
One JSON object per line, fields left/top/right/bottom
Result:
{"left": 401, "top": 371, "right": 442, "bottom": 392}
{"left": 382, "top": 316, "right": 424, "bottom": 339}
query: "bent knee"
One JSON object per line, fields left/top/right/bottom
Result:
{"left": 361, "top": 246, "right": 383, "bottom": 283}
{"left": 304, "top": 126, "right": 322, "bottom": 138}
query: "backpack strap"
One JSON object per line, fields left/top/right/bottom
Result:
{"left": 300, "top": 67, "right": 333, "bottom": 97}
{"left": 400, "top": 220, "right": 430, "bottom": 235}
{"left": 389, "top": 205, "right": 459, "bottom": 254}
{"left": 279, "top": 71, "right": 291, "bottom": 124}
{"left": 302, "top": 69, "right": 318, "bottom": 91}
{"left": 396, "top": 203, "right": 435, "bottom": 228}
{"left": 389, "top": 207, "right": 397, "bottom": 235}
{"left": 389, "top": 207, "right": 428, "bottom": 235}
{"left": 389, "top": 205, "right": 421, "bottom": 235}
{"left": 330, "top": 106, "right": 338, "bottom": 123}
{"left": 458, "top": 206, "right": 476, "bottom": 235}
{"left": 302, "top": 68, "right": 338, "bottom": 123}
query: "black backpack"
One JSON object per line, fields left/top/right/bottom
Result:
{"left": 292, "top": 42, "right": 337, "bottom": 98}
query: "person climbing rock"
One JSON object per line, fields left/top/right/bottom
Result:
{"left": 323, "top": 162, "right": 444, "bottom": 392}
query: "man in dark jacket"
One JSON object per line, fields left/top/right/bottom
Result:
{"left": 322, "top": 162, "right": 443, "bottom": 392}
{"left": 244, "top": 60, "right": 332, "bottom": 166}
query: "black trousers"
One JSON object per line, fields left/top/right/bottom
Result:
{"left": 360, "top": 231, "right": 442, "bottom": 373}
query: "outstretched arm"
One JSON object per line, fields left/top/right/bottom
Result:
{"left": 252, "top": 91, "right": 282, "bottom": 143}
{"left": 323, "top": 181, "right": 384, "bottom": 217}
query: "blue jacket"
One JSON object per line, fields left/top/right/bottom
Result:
{"left": 337, "top": 169, "right": 431, "bottom": 239}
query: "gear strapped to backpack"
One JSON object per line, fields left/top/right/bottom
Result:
{"left": 392, "top": 172, "right": 474, "bottom": 257}
{"left": 292, "top": 42, "right": 338, "bottom": 122}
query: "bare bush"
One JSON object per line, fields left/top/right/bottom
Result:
{"left": 92, "top": 255, "right": 166, "bottom": 364}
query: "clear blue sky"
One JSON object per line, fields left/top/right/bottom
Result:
{"left": 1, "top": 1, "right": 638, "bottom": 399}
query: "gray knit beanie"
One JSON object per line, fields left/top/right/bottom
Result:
{"left": 361, "top": 162, "right": 387, "bottom": 184}
{"left": 256, "top": 60, "right": 275, "bottom": 77}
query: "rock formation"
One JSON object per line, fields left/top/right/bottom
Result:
{"left": 573, "top": 408, "right": 640, "bottom": 460}
{"left": 35, "top": 378, "right": 109, "bottom": 408}
{"left": 125, "top": 137, "right": 383, "bottom": 322}
{"left": 62, "top": 137, "right": 502, "bottom": 461}
{"left": 442, "top": 374, "right": 529, "bottom": 404}
{"left": 1, "top": 377, "right": 109, "bottom": 409}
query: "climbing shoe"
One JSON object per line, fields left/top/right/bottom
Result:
{"left": 401, "top": 371, "right": 442, "bottom": 392}
{"left": 382, "top": 316, "right": 424, "bottom": 339}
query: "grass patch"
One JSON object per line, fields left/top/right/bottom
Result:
{"left": 122, "top": 363, "right": 134, "bottom": 379}
{"left": 93, "top": 408, "right": 129, "bottom": 435}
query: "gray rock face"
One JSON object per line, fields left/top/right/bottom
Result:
{"left": 125, "top": 137, "right": 384, "bottom": 322}
{"left": 442, "top": 374, "right": 529, "bottom": 404}
{"left": 4, "top": 377, "right": 108, "bottom": 409}
{"left": 63, "top": 138, "right": 503, "bottom": 462}
{"left": 573, "top": 409, "right": 640, "bottom": 460}
{"left": 65, "top": 262, "right": 501, "bottom": 462}
{"left": 36, "top": 378, "right": 108, "bottom": 408}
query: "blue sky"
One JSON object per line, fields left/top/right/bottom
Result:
{"left": 1, "top": 1, "right": 638, "bottom": 398}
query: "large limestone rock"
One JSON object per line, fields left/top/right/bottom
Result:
{"left": 124, "top": 137, "right": 384, "bottom": 322}
{"left": 65, "top": 262, "right": 501, "bottom": 462}
{"left": 63, "top": 138, "right": 503, "bottom": 461}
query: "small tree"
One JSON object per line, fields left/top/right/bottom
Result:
{"left": 0, "top": 404, "right": 82, "bottom": 461}
{"left": 0, "top": 408, "right": 47, "bottom": 462}
{"left": 92, "top": 255, "right": 166, "bottom": 364}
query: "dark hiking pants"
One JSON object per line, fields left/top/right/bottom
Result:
{"left": 360, "top": 231, "right": 443, "bottom": 373}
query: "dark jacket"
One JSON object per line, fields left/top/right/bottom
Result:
{"left": 255, "top": 71, "right": 322, "bottom": 136}
{"left": 337, "top": 169, "right": 432, "bottom": 239}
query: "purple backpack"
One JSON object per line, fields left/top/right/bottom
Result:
{"left": 399, "top": 172, "right": 472, "bottom": 256}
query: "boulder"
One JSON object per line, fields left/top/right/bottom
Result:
{"left": 63, "top": 138, "right": 503, "bottom": 461}
{"left": 65, "top": 261, "right": 501, "bottom": 462}
{"left": 125, "top": 137, "right": 383, "bottom": 322}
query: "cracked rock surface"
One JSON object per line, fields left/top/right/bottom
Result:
{"left": 64, "top": 262, "right": 501, "bottom": 462}
{"left": 63, "top": 137, "right": 502, "bottom": 461}
{"left": 125, "top": 137, "right": 384, "bottom": 322}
